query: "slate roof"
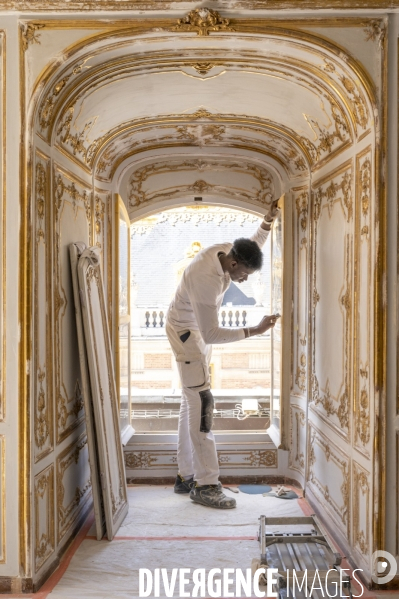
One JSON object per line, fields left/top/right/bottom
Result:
{"left": 129, "top": 208, "right": 272, "bottom": 308}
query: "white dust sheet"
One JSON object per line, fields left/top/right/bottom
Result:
{"left": 48, "top": 485, "right": 305, "bottom": 599}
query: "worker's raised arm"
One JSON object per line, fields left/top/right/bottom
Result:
{"left": 251, "top": 199, "right": 280, "bottom": 249}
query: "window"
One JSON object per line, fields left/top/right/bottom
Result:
{"left": 125, "top": 204, "right": 283, "bottom": 436}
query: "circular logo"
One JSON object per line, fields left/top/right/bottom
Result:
{"left": 371, "top": 551, "right": 397, "bottom": 585}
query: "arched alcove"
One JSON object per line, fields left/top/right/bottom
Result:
{"left": 23, "top": 13, "right": 383, "bottom": 588}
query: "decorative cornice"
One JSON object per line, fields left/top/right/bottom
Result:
{"left": 5, "top": 1, "right": 399, "bottom": 10}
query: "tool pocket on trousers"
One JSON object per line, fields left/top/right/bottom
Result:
{"left": 180, "top": 360, "right": 206, "bottom": 389}
{"left": 199, "top": 389, "right": 214, "bottom": 433}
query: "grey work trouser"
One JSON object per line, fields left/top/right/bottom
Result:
{"left": 166, "top": 320, "right": 219, "bottom": 485}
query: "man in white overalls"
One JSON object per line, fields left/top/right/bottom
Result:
{"left": 166, "top": 201, "right": 280, "bottom": 509}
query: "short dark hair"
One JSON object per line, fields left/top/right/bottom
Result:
{"left": 230, "top": 238, "right": 263, "bottom": 270}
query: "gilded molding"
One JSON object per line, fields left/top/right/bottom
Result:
{"left": 53, "top": 166, "right": 91, "bottom": 444}
{"left": 56, "top": 434, "right": 92, "bottom": 543}
{"left": 34, "top": 464, "right": 54, "bottom": 572}
{"left": 296, "top": 191, "right": 308, "bottom": 233}
{"left": 96, "top": 120, "right": 305, "bottom": 182}
{"left": 353, "top": 462, "right": 370, "bottom": 556}
{"left": 34, "top": 153, "right": 53, "bottom": 462}
{"left": 4, "top": 2, "right": 399, "bottom": 10}
{"left": 311, "top": 163, "right": 353, "bottom": 438}
{"left": 354, "top": 148, "right": 372, "bottom": 453}
{"left": 295, "top": 353, "right": 307, "bottom": 393}
{"left": 124, "top": 448, "right": 278, "bottom": 469}
{"left": 39, "top": 58, "right": 91, "bottom": 131}
{"left": 0, "top": 31, "right": 5, "bottom": 425}
{"left": 127, "top": 159, "right": 274, "bottom": 210}
{"left": 292, "top": 188, "right": 308, "bottom": 400}
{"left": 289, "top": 405, "right": 305, "bottom": 473}
{"left": 0, "top": 436, "right": 5, "bottom": 564}
{"left": 307, "top": 425, "right": 349, "bottom": 535}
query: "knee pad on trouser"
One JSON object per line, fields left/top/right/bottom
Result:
{"left": 199, "top": 389, "right": 214, "bottom": 433}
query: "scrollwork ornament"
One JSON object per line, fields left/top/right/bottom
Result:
{"left": 356, "top": 388, "right": 370, "bottom": 446}
{"left": 21, "top": 23, "right": 44, "bottom": 51}
{"left": 172, "top": 8, "right": 235, "bottom": 37}
{"left": 363, "top": 19, "right": 386, "bottom": 48}
{"left": 339, "top": 75, "right": 368, "bottom": 130}
{"left": 296, "top": 191, "right": 308, "bottom": 232}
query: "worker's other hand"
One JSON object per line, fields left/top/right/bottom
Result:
{"left": 256, "top": 314, "right": 280, "bottom": 335}
{"left": 265, "top": 199, "right": 280, "bottom": 221}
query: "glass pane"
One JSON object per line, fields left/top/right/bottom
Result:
{"left": 271, "top": 211, "right": 283, "bottom": 429}
{"left": 119, "top": 217, "right": 129, "bottom": 317}
{"left": 130, "top": 206, "right": 273, "bottom": 433}
{"left": 118, "top": 200, "right": 131, "bottom": 434}
{"left": 119, "top": 321, "right": 130, "bottom": 432}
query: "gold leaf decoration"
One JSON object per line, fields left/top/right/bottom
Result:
{"left": 172, "top": 8, "right": 235, "bottom": 37}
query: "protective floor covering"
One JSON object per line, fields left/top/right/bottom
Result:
{"left": 11, "top": 485, "right": 382, "bottom": 599}
{"left": 48, "top": 485, "right": 304, "bottom": 598}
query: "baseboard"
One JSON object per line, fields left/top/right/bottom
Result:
{"left": 0, "top": 576, "right": 34, "bottom": 593}
{"left": 127, "top": 474, "right": 303, "bottom": 488}
{"left": 371, "top": 574, "right": 399, "bottom": 590}
{"left": 32, "top": 499, "right": 93, "bottom": 593}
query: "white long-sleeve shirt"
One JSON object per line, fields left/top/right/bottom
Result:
{"left": 166, "top": 224, "right": 270, "bottom": 345}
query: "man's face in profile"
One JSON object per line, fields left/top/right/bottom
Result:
{"left": 229, "top": 262, "right": 256, "bottom": 283}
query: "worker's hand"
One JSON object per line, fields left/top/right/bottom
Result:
{"left": 265, "top": 199, "right": 280, "bottom": 221}
{"left": 255, "top": 314, "right": 280, "bottom": 335}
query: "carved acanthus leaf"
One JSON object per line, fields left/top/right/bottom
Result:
{"left": 172, "top": 8, "right": 235, "bottom": 36}
{"left": 21, "top": 23, "right": 44, "bottom": 51}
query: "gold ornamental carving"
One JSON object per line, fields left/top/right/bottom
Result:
{"left": 289, "top": 407, "right": 306, "bottom": 472}
{"left": 57, "top": 435, "right": 92, "bottom": 543}
{"left": 172, "top": 8, "right": 235, "bottom": 37}
{"left": 34, "top": 155, "right": 53, "bottom": 461}
{"left": 313, "top": 171, "right": 352, "bottom": 222}
{"left": 353, "top": 463, "right": 370, "bottom": 555}
{"left": 125, "top": 451, "right": 158, "bottom": 469}
{"left": 39, "top": 58, "right": 91, "bottom": 130}
{"left": 295, "top": 353, "right": 307, "bottom": 393}
{"left": 34, "top": 465, "right": 55, "bottom": 572}
{"left": 21, "top": 23, "right": 44, "bottom": 51}
{"left": 363, "top": 19, "right": 386, "bottom": 48}
{"left": 53, "top": 168, "right": 91, "bottom": 444}
{"left": 191, "top": 62, "right": 215, "bottom": 75}
{"left": 311, "top": 375, "right": 350, "bottom": 431}
{"left": 244, "top": 450, "right": 277, "bottom": 468}
{"left": 359, "top": 157, "right": 371, "bottom": 237}
{"left": 339, "top": 76, "right": 368, "bottom": 131}
{"left": 128, "top": 159, "right": 274, "bottom": 210}
{"left": 35, "top": 368, "right": 50, "bottom": 450}
{"left": 35, "top": 162, "right": 46, "bottom": 240}
{"left": 356, "top": 387, "right": 370, "bottom": 446}
{"left": 296, "top": 191, "right": 308, "bottom": 232}
{"left": 95, "top": 195, "right": 105, "bottom": 236}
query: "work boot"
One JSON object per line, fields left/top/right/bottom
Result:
{"left": 190, "top": 483, "right": 236, "bottom": 509}
{"left": 174, "top": 474, "right": 195, "bottom": 494}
